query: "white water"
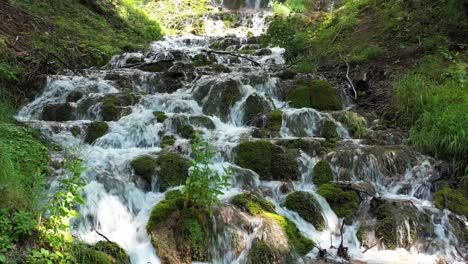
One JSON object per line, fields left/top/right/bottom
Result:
{"left": 17, "top": 1, "right": 467, "bottom": 263}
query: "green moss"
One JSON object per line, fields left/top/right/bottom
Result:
{"left": 156, "top": 153, "right": 189, "bottom": 191}
{"left": 246, "top": 239, "right": 293, "bottom": 264}
{"left": 130, "top": 155, "right": 157, "bottom": 179}
{"left": 356, "top": 225, "right": 371, "bottom": 248}
{"left": 210, "top": 64, "right": 231, "bottom": 73}
{"left": 243, "top": 94, "right": 271, "bottom": 124}
{"left": 320, "top": 120, "right": 338, "bottom": 140}
{"left": 146, "top": 190, "right": 185, "bottom": 231}
{"left": 183, "top": 218, "right": 209, "bottom": 261}
{"left": 179, "top": 124, "right": 196, "bottom": 140}
{"left": 101, "top": 97, "right": 118, "bottom": 121}
{"left": 263, "top": 212, "right": 315, "bottom": 255}
{"left": 161, "top": 135, "right": 176, "bottom": 148}
{"left": 316, "top": 183, "right": 360, "bottom": 223}
{"left": 192, "top": 54, "right": 212, "bottom": 66}
{"left": 231, "top": 192, "right": 276, "bottom": 215}
{"left": 189, "top": 116, "right": 215, "bottom": 129}
{"left": 376, "top": 216, "right": 397, "bottom": 249}
{"left": 66, "top": 91, "right": 83, "bottom": 103}
{"left": 234, "top": 140, "right": 299, "bottom": 181}
{"left": 434, "top": 187, "right": 468, "bottom": 218}
{"left": 336, "top": 111, "right": 367, "bottom": 138}
{"left": 41, "top": 103, "right": 73, "bottom": 121}
{"left": 348, "top": 44, "right": 384, "bottom": 65}
{"left": 312, "top": 160, "right": 333, "bottom": 186}
{"left": 153, "top": 111, "right": 167, "bottom": 123}
{"left": 85, "top": 121, "right": 109, "bottom": 144}
{"left": 71, "top": 243, "right": 113, "bottom": 264}
{"left": 284, "top": 191, "right": 325, "bottom": 230}
{"left": 287, "top": 80, "right": 342, "bottom": 111}
{"left": 267, "top": 110, "right": 283, "bottom": 132}
{"left": 93, "top": 241, "right": 130, "bottom": 264}
{"left": 71, "top": 126, "right": 81, "bottom": 137}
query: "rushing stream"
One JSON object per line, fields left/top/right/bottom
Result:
{"left": 17, "top": 1, "right": 467, "bottom": 263}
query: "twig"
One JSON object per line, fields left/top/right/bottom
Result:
{"left": 339, "top": 54, "right": 357, "bottom": 100}
{"left": 201, "top": 49, "right": 262, "bottom": 67}
{"left": 94, "top": 229, "right": 112, "bottom": 243}
{"left": 362, "top": 237, "right": 383, "bottom": 253}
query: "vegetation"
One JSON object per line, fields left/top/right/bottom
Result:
{"left": 316, "top": 183, "right": 360, "bottom": 223}
{"left": 284, "top": 191, "right": 325, "bottom": 230}
{"left": 85, "top": 121, "right": 109, "bottom": 144}
{"left": 434, "top": 187, "right": 468, "bottom": 218}
{"left": 287, "top": 80, "right": 342, "bottom": 111}
{"left": 336, "top": 111, "right": 367, "bottom": 138}
{"left": 312, "top": 160, "right": 333, "bottom": 186}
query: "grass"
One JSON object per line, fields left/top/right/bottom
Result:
{"left": 394, "top": 52, "right": 468, "bottom": 174}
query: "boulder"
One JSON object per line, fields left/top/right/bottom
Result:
{"left": 85, "top": 121, "right": 109, "bottom": 144}
{"left": 316, "top": 183, "right": 360, "bottom": 223}
{"left": 284, "top": 191, "right": 325, "bottom": 230}
{"left": 286, "top": 79, "right": 342, "bottom": 111}
{"left": 41, "top": 103, "right": 74, "bottom": 121}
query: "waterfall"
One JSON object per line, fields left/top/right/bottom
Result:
{"left": 17, "top": 3, "right": 467, "bottom": 264}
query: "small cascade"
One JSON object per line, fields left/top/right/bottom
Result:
{"left": 17, "top": 1, "right": 467, "bottom": 264}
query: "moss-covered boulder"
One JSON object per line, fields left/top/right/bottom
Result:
{"left": 147, "top": 190, "right": 211, "bottom": 264}
{"left": 234, "top": 140, "right": 299, "bottom": 181}
{"left": 101, "top": 92, "right": 138, "bottom": 121}
{"left": 138, "top": 61, "right": 174, "bottom": 72}
{"left": 370, "top": 198, "right": 434, "bottom": 250}
{"left": 179, "top": 124, "right": 196, "bottom": 140}
{"left": 209, "top": 63, "right": 231, "bottom": 73}
{"left": 243, "top": 93, "right": 272, "bottom": 124}
{"left": 41, "top": 103, "right": 74, "bottom": 121}
{"left": 266, "top": 110, "right": 283, "bottom": 132}
{"left": 232, "top": 192, "right": 315, "bottom": 259}
{"left": 247, "top": 239, "right": 290, "bottom": 264}
{"left": 154, "top": 111, "right": 168, "bottom": 123}
{"left": 284, "top": 191, "right": 325, "bottom": 230}
{"left": 320, "top": 120, "right": 338, "bottom": 139}
{"left": 316, "top": 183, "right": 360, "bottom": 223}
{"left": 85, "top": 121, "right": 109, "bottom": 144}
{"left": 192, "top": 54, "right": 212, "bottom": 66}
{"left": 356, "top": 224, "right": 372, "bottom": 248}
{"left": 287, "top": 80, "right": 342, "bottom": 111}
{"left": 66, "top": 91, "right": 84, "bottom": 103}
{"left": 131, "top": 155, "right": 157, "bottom": 185}
{"left": 312, "top": 160, "right": 333, "bottom": 186}
{"left": 196, "top": 79, "right": 242, "bottom": 122}
{"left": 334, "top": 111, "right": 367, "bottom": 138}
{"left": 189, "top": 115, "right": 215, "bottom": 130}
{"left": 93, "top": 241, "right": 130, "bottom": 264}
{"left": 161, "top": 135, "right": 176, "bottom": 148}
{"left": 156, "top": 153, "right": 190, "bottom": 191}
{"left": 434, "top": 187, "right": 468, "bottom": 218}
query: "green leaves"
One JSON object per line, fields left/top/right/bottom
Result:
{"left": 183, "top": 140, "right": 231, "bottom": 217}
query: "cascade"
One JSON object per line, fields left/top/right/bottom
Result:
{"left": 18, "top": 1, "right": 467, "bottom": 264}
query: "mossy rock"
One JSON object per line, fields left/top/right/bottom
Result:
{"left": 356, "top": 225, "right": 372, "bottom": 248}
{"left": 284, "top": 191, "right": 325, "bottom": 230}
{"left": 93, "top": 241, "right": 130, "bottom": 264}
{"left": 66, "top": 91, "right": 84, "bottom": 103}
{"left": 85, "top": 121, "right": 109, "bottom": 144}
{"left": 201, "top": 79, "right": 242, "bottom": 122}
{"left": 335, "top": 111, "right": 367, "bottom": 138}
{"left": 320, "top": 120, "right": 338, "bottom": 139}
{"left": 147, "top": 190, "right": 185, "bottom": 231}
{"left": 231, "top": 192, "right": 276, "bottom": 215}
{"left": 154, "top": 111, "right": 168, "bottom": 123}
{"left": 287, "top": 80, "right": 342, "bottom": 111}
{"left": 179, "top": 124, "right": 196, "bottom": 140}
{"left": 247, "top": 239, "right": 291, "bottom": 264}
{"left": 312, "top": 160, "right": 333, "bottom": 186}
{"left": 266, "top": 110, "right": 283, "bottom": 132}
{"left": 316, "top": 183, "right": 360, "bottom": 223}
{"left": 41, "top": 103, "right": 74, "bottom": 121}
{"left": 243, "top": 93, "right": 272, "bottom": 124}
{"left": 434, "top": 187, "right": 468, "bottom": 218}
{"left": 234, "top": 140, "right": 299, "bottom": 181}
{"left": 147, "top": 190, "right": 211, "bottom": 263}
{"left": 161, "top": 135, "right": 176, "bottom": 148}
{"left": 101, "top": 93, "right": 138, "bottom": 121}
{"left": 71, "top": 126, "right": 81, "bottom": 137}
{"left": 101, "top": 97, "right": 119, "bottom": 121}
{"left": 209, "top": 64, "right": 231, "bottom": 73}
{"left": 138, "top": 61, "right": 174, "bottom": 72}
{"left": 71, "top": 243, "right": 114, "bottom": 264}
{"left": 131, "top": 155, "right": 157, "bottom": 184}
{"left": 156, "top": 153, "right": 190, "bottom": 191}
{"left": 189, "top": 116, "right": 215, "bottom": 129}
{"left": 192, "top": 54, "right": 212, "bottom": 66}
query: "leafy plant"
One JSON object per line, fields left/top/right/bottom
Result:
{"left": 183, "top": 141, "right": 231, "bottom": 216}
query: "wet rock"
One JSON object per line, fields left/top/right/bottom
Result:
{"left": 316, "top": 183, "right": 360, "bottom": 223}
{"left": 147, "top": 190, "right": 211, "bottom": 264}
{"left": 41, "top": 103, "right": 74, "bottom": 121}
{"left": 208, "top": 63, "right": 232, "bottom": 73}
{"left": 275, "top": 138, "right": 324, "bottom": 157}
{"left": 161, "top": 135, "right": 176, "bottom": 148}
{"left": 231, "top": 166, "right": 259, "bottom": 189}
{"left": 66, "top": 90, "right": 84, "bottom": 103}
{"left": 284, "top": 191, "right": 325, "bottom": 230}
{"left": 243, "top": 93, "right": 272, "bottom": 124}
{"left": 275, "top": 70, "right": 296, "bottom": 80}
{"left": 72, "top": 241, "right": 131, "bottom": 264}
{"left": 197, "top": 79, "right": 242, "bottom": 122}
{"left": 334, "top": 180, "right": 377, "bottom": 197}
{"left": 434, "top": 187, "right": 468, "bottom": 218}
{"left": 153, "top": 111, "right": 168, "bottom": 123}
{"left": 312, "top": 160, "right": 334, "bottom": 186}
{"left": 287, "top": 79, "right": 342, "bottom": 111}
{"left": 333, "top": 111, "right": 367, "bottom": 138}
{"left": 192, "top": 53, "right": 212, "bottom": 66}
{"left": 130, "top": 155, "right": 157, "bottom": 186}
{"left": 101, "top": 92, "right": 139, "bottom": 121}
{"left": 189, "top": 115, "right": 215, "bottom": 130}
{"left": 234, "top": 140, "right": 300, "bottom": 181}
{"left": 137, "top": 60, "right": 174, "bottom": 72}
{"left": 370, "top": 198, "right": 434, "bottom": 250}
{"left": 320, "top": 120, "right": 338, "bottom": 140}
{"left": 168, "top": 62, "right": 196, "bottom": 81}
{"left": 85, "top": 121, "right": 109, "bottom": 144}
{"left": 156, "top": 153, "right": 190, "bottom": 191}
{"left": 92, "top": 241, "right": 131, "bottom": 264}
{"left": 361, "top": 129, "right": 404, "bottom": 145}
{"left": 254, "top": 48, "right": 272, "bottom": 56}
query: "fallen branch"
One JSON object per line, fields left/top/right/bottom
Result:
{"left": 120, "top": 59, "right": 176, "bottom": 69}
{"left": 339, "top": 54, "right": 357, "bottom": 100}
{"left": 362, "top": 237, "right": 383, "bottom": 253}
{"left": 201, "top": 49, "right": 262, "bottom": 67}
{"left": 94, "top": 229, "right": 112, "bottom": 243}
